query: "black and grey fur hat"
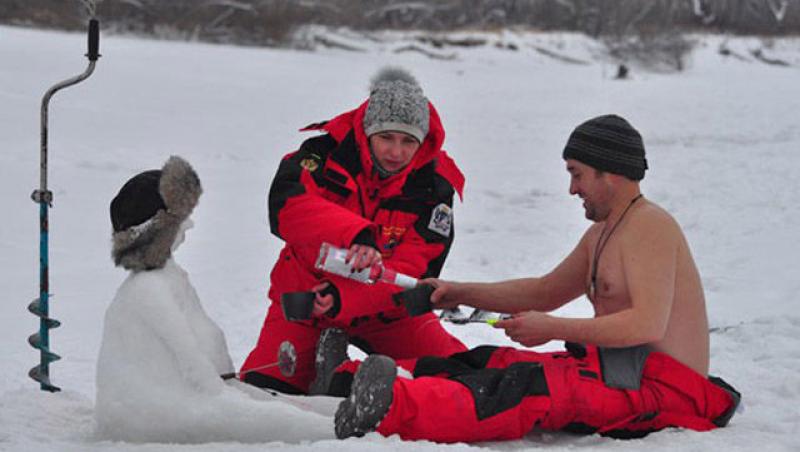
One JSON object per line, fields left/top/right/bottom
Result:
{"left": 110, "top": 156, "right": 202, "bottom": 271}
{"left": 363, "top": 66, "right": 430, "bottom": 143}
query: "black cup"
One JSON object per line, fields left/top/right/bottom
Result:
{"left": 393, "top": 285, "right": 434, "bottom": 317}
{"left": 281, "top": 291, "right": 316, "bottom": 321}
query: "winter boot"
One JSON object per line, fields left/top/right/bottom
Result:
{"left": 308, "top": 328, "right": 349, "bottom": 395}
{"left": 334, "top": 354, "right": 397, "bottom": 439}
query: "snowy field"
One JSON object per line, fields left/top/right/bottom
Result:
{"left": 2, "top": 25, "right": 800, "bottom": 451}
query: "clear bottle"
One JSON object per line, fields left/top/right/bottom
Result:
{"left": 315, "top": 242, "right": 418, "bottom": 289}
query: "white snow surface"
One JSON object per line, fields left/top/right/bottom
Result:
{"left": 2, "top": 25, "right": 800, "bottom": 451}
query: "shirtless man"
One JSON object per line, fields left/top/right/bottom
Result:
{"left": 429, "top": 138, "right": 709, "bottom": 375}
{"left": 334, "top": 115, "right": 739, "bottom": 442}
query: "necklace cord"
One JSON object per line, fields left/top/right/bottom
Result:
{"left": 589, "top": 194, "right": 643, "bottom": 299}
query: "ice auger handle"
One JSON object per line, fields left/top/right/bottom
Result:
{"left": 87, "top": 19, "right": 100, "bottom": 61}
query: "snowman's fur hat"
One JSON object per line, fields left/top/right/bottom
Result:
{"left": 110, "top": 156, "right": 202, "bottom": 271}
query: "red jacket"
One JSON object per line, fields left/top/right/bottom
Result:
{"left": 267, "top": 100, "right": 464, "bottom": 326}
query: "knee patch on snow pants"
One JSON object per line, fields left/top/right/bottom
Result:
{"left": 413, "top": 345, "right": 499, "bottom": 378}
{"left": 451, "top": 362, "right": 549, "bottom": 420}
{"left": 413, "top": 346, "right": 549, "bottom": 420}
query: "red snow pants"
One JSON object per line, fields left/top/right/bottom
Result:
{"left": 376, "top": 345, "right": 739, "bottom": 443}
{"left": 240, "top": 303, "right": 466, "bottom": 394}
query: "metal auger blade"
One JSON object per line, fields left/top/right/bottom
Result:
{"left": 28, "top": 298, "right": 43, "bottom": 317}
{"left": 28, "top": 332, "right": 41, "bottom": 349}
{"left": 28, "top": 298, "right": 60, "bottom": 327}
{"left": 27, "top": 333, "right": 62, "bottom": 362}
{"left": 44, "top": 350, "right": 61, "bottom": 363}
{"left": 28, "top": 366, "right": 61, "bottom": 393}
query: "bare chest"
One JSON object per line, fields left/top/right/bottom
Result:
{"left": 586, "top": 238, "right": 630, "bottom": 314}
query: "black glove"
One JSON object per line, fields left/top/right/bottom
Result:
{"left": 318, "top": 282, "right": 342, "bottom": 319}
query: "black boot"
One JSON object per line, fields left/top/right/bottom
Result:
{"left": 334, "top": 354, "right": 397, "bottom": 439}
{"left": 308, "top": 328, "right": 349, "bottom": 395}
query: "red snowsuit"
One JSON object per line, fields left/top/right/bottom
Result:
{"left": 376, "top": 345, "right": 740, "bottom": 442}
{"left": 240, "top": 100, "right": 467, "bottom": 394}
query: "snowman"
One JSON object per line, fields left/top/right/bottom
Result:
{"left": 96, "top": 156, "right": 334, "bottom": 443}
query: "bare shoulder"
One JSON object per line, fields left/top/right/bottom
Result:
{"left": 582, "top": 221, "right": 604, "bottom": 245}
{"left": 576, "top": 222, "right": 603, "bottom": 257}
{"left": 626, "top": 200, "right": 683, "bottom": 245}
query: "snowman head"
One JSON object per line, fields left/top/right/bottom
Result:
{"left": 171, "top": 218, "right": 194, "bottom": 253}
{"left": 110, "top": 156, "right": 202, "bottom": 271}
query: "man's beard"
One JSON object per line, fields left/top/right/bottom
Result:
{"left": 584, "top": 200, "right": 610, "bottom": 222}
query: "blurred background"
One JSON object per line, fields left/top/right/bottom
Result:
{"left": 3, "top": 1, "right": 799, "bottom": 73}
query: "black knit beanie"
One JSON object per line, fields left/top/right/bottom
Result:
{"left": 110, "top": 170, "right": 166, "bottom": 232}
{"left": 562, "top": 115, "right": 648, "bottom": 181}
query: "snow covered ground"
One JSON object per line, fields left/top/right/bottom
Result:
{"left": 2, "top": 25, "right": 799, "bottom": 451}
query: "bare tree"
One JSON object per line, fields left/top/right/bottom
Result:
{"left": 3, "top": 0, "right": 800, "bottom": 46}
{"left": 767, "top": 0, "right": 789, "bottom": 22}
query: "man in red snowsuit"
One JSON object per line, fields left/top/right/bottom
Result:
{"left": 239, "top": 67, "right": 467, "bottom": 394}
{"left": 334, "top": 115, "right": 740, "bottom": 441}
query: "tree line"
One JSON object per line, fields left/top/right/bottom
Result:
{"left": 2, "top": 0, "right": 798, "bottom": 46}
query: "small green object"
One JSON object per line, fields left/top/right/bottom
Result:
{"left": 486, "top": 319, "right": 499, "bottom": 326}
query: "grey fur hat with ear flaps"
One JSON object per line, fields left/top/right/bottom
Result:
{"left": 110, "top": 156, "right": 202, "bottom": 271}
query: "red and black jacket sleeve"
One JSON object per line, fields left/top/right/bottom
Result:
{"left": 268, "top": 134, "right": 377, "bottom": 253}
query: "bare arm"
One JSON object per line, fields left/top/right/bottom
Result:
{"left": 427, "top": 277, "right": 547, "bottom": 314}
{"left": 497, "top": 211, "right": 678, "bottom": 347}
{"left": 426, "top": 230, "right": 590, "bottom": 313}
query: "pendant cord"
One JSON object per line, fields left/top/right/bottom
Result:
{"left": 589, "top": 194, "right": 643, "bottom": 298}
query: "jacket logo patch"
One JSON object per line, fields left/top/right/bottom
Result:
{"left": 381, "top": 226, "right": 407, "bottom": 237}
{"left": 300, "top": 157, "right": 319, "bottom": 172}
{"left": 428, "top": 203, "right": 452, "bottom": 237}
{"left": 380, "top": 226, "right": 406, "bottom": 258}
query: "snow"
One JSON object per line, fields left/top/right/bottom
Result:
{"left": 95, "top": 229, "right": 338, "bottom": 444}
{"left": 1, "top": 25, "right": 800, "bottom": 451}
{"left": 93, "top": 219, "right": 339, "bottom": 444}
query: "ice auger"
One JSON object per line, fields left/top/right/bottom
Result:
{"left": 29, "top": 0, "right": 100, "bottom": 392}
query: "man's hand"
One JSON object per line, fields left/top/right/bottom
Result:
{"left": 494, "top": 311, "right": 555, "bottom": 347}
{"left": 311, "top": 282, "right": 335, "bottom": 317}
{"left": 345, "top": 244, "right": 382, "bottom": 272}
{"left": 421, "top": 278, "right": 462, "bottom": 310}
